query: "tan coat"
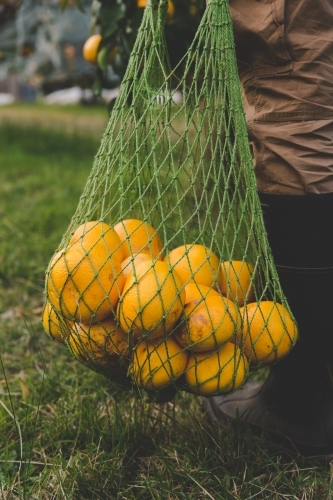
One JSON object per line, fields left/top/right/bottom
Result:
{"left": 229, "top": 0, "right": 333, "bottom": 194}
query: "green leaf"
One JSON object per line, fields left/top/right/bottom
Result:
{"left": 99, "top": 2, "right": 127, "bottom": 38}
{"left": 92, "top": 68, "right": 104, "bottom": 96}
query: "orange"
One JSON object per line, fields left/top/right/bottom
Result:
{"left": 42, "top": 301, "right": 72, "bottom": 345}
{"left": 164, "top": 244, "right": 222, "bottom": 289}
{"left": 240, "top": 301, "right": 299, "bottom": 365}
{"left": 130, "top": 335, "right": 188, "bottom": 390}
{"left": 185, "top": 342, "right": 248, "bottom": 396}
{"left": 47, "top": 241, "right": 125, "bottom": 324}
{"left": 108, "top": 45, "right": 118, "bottom": 65}
{"left": 220, "top": 260, "right": 255, "bottom": 306}
{"left": 69, "top": 316, "right": 129, "bottom": 367}
{"left": 167, "top": 0, "right": 175, "bottom": 17}
{"left": 184, "top": 283, "right": 220, "bottom": 304}
{"left": 189, "top": 4, "right": 198, "bottom": 15}
{"left": 121, "top": 252, "right": 151, "bottom": 280}
{"left": 83, "top": 34, "right": 102, "bottom": 64}
{"left": 137, "top": 0, "right": 174, "bottom": 15}
{"left": 175, "top": 295, "right": 241, "bottom": 352}
{"left": 113, "top": 219, "right": 164, "bottom": 260}
{"left": 136, "top": 0, "right": 175, "bottom": 17}
{"left": 69, "top": 221, "right": 124, "bottom": 263}
{"left": 117, "top": 260, "right": 185, "bottom": 340}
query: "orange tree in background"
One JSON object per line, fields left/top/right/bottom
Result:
{"left": 65, "top": 0, "right": 206, "bottom": 94}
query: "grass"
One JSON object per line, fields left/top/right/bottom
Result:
{"left": 0, "top": 103, "right": 109, "bottom": 137}
{"left": 0, "top": 104, "right": 332, "bottom": 499}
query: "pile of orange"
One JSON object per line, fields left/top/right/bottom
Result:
{"left": 43, "top": 218, "right": 298, "bottom": 396}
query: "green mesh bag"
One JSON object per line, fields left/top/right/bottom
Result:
{"left": 43, "top": 0, "right": 298, "bottom": 396}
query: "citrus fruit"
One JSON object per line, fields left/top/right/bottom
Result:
{"left": 83, "top": 34, "right": 102, "bottom": 64}
{"left": 69, "top": 221, "right": 124, "bottom": 263}
{"left": 164, "top": 244, "right": 222, "bottom": 288}
{"left": 47, "top": 241, "right": 125, "bottom": 324}
{"left": 220, "top": 260, "right": 255, "bottom": 306}
{"left": 108, "top": 45, "right": 118, "bottom": 64}
{"left": 113, "top": 219, "right": 164, "bottom": 260}
{"left": 121, "top": 252, "right": 152, "bottom": 280}
{"left": 69, "top": 316, "right": 129, "bottom": 366}
{"left": 240, "top": 301, "right": 299, "bottom": 365}
{"left": 184, "top": 283, "right": 220, "bottom": 304}
{"left": 189, "top": 4, "right": 198, "bottom": 15}
{"left": 130, "top": 335, "right": 188, "bottom": 390}
{"left": 185, "top": 342, "right": 248, "bottom": 395}
{"left": 137, "top": 0, "right": 174, "bottom": 15}
{"left": 167, "top": 0, "right": 175, "bottom": 16}
{"left": 42, "top": 301, "right": 72, "bottom": 345}
{"left": 175, "top": 295, "right": 241, "bottom": 352}
{"left": 117, "top": 260, "right": 185, "bottom": 340}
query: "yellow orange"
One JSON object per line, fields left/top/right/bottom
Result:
{"left": 240, "top": 301, "right": 298, "bottom": 365}
{"left": 185, "top": 342, "right": 248, "bottom": 395}
{"left": 69, "top": 316, "right": 129, "bottom": 367}
{"left": 184, "top": 283, "right": 220, "bottom": 304}
{"left": 220, "top": 260, "right": 255, "bottom": 306}
{"left": 130, "top": 336, "right": 188, "bottom": 390}
{"left": 42, "top": 301, "right": 72, "bottom": 345}
{"left": 167, "top": 0, "right": 175, "bottom": 16}
{"left": 69, "top": 220, "right": 124, "bottom": 263}
{"left": 113, "top": 219, "right": 164, "bottom": 260}
{"left": 117, "top": 260, "right": 185, "bottom": 340}
{"left": 83, "top": 34, "right": 102, "bottom": 64}
{"left": 121, "top": 252, "right": 151, "bottom": 280}
{"left": 189, "top": 4, "right": 198, "bottom": 15}
{"left": 47, "top": 241, "right": 125, "bottom": 324}
{"left": 175, "top": 295, "right": 241, "bottom": 352}
{"left": 108, "top": 45, "right": 118, "bottom": 64}
{"left": 164, "top": 244, "right": 222, "bottom": 289}
{"left": 137, "top": 0, "right": 174, "bottom": 15}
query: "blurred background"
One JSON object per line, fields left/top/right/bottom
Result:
{"left": 0, "top": 0, "right": 119, "bottom": 105}
{"left": 0, "top": 0, "right": 205, "bottom": 107}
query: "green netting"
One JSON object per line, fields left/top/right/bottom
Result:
{"left": 43, "top": 0, "right": 298, "bottom": 397}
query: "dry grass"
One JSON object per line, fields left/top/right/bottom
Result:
{"left": 0, "top": 103, "right": 109, "bottom": 138}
